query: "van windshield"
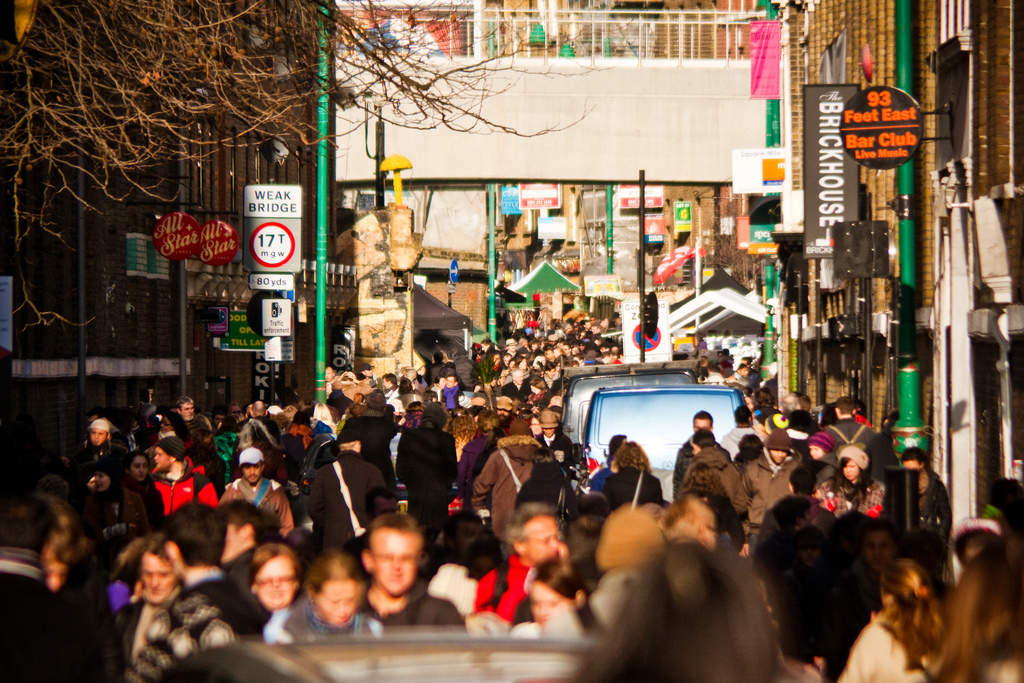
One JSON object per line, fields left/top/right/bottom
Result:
{"left": 565, "top": 372, "right": 694, "bottom": 440}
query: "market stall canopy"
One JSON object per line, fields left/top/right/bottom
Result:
{"left": 413, "top": 286, "right": 471, "bottom": 331}
{"left": 510, "top": 261, "right": 580, "bottom": 295}
{"left": 667, "top": 268, "right": 765, "bottom": 336}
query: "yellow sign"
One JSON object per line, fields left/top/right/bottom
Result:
{"left": 747, "top": 243, "right": 779, "bottom": 255}
{"left": 584, "top": 275, "right": 624, "bottom": 298}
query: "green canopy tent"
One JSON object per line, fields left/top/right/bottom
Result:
{"left": 508, "top": 261, "right": 580, "bottom": 303}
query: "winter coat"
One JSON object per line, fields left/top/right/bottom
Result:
{"left": 474, "top": 554, "right": 532, "bottom": 623}
{"left": 1, "top": 569, "right": 107, "bottom": 683}
{"left": 738, "top": 453, "right": 802, "bottom": 536}
{"left": 825, "top": 420, "right": 899, "bottom": 482}
{"left": 719, "top": 426, "right": 759, "bottom": 460}
{"left": 281, "top": 423, "right": 312, "bottom": 482}
{"left": 219, "top": 477, "right": 295, "bottom": 536}
{"left": 816, "top": 478, "right": 886, "bottom": 517}
{"left": 122, "top": 474, "right": 166, "bottom": 530}
{"left": 82, "top": 487, "right": 151, "bottom": 566}
{"left": 516, "top": 460, "right": 579, "bottom": 521}
{"left": 918, "top": 470, "right": 952, "bottom": 538}
{"left": 152, "top": 463, "right": 218, "bottom": 516}
{"left": 671, "top": 438, "right": 698, "bottom": 501}
{"left": 537, "top": 431, "right": 575, "bottom": 466}
{"left": 344, "top": 414, "right": 399, "bottom": 487}
{"left": 396, "top": 423, "right": 458, "bottom": 531}
{"left": 499, "top": 381, "right": 531, "bottom": 403}
{"left": 682, "top": 446, "right": 744, "bottom": 514}
{"left": 820, "top": 558, "right": 883, "bottom": 681}
{"left": 471, "top": 434, "right": 537, "bottom": 538}
{"left": 455, "top": 434, "right": 489, "bottom": 505}
{"left": 839, "top": 619, "right": 929, "bottom": 683}
{"left": 601, "top": 468, "right": 663, "bottom": 511}
{"left": 129, "top": 578, "right": 267, "bottom": 683}
{"left": 365, "top": 580, "right": 464, "bottom": 629}
{"left": 308, "top": 451, "right": 386, "bottom": 551}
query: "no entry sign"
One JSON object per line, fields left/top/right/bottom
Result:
{"left": 243, "top": 185, "right": 302, "bottom": 273}
{"left": 840, "top": 86, "right": 923, "bottom": 169}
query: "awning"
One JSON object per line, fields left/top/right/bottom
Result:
{"left": 413, "top": 286, "right": 471, "bottom": 331}
{"left": 667, "top": 288, "right": 766, "bottom": 336}
{"left": 510, "top": 261, "right": 580, "bottom": 295}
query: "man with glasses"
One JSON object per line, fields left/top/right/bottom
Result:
{"left": 360, "top": 513, "right": 463, "bottom": 628}
{"left": 474, "top": 503, "right": 566, "bottom": 623}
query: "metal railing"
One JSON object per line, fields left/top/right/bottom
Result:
{"left": 339, "top": 8, "right": 759, "bottom": 64}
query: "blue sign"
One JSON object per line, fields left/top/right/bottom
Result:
{"left": 449, "top": 259, "right": 459, "bottom": 284}
{"left": 501, "top": 185, "right": 521, "bottom": 215}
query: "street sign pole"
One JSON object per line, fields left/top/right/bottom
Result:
{"left": 638, "top": 170, "right": 646, "bottom": 363}
{"left": 315, "top": 5, "right": 330, "bottom": 403}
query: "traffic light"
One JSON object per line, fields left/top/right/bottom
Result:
{"left": 643, "top": 292, "right": 659, "bottom": 338}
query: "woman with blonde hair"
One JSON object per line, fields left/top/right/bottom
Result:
{"left": 311, "top": 402, "right": 337, "bottom": 437}
{"left": 839, "top": 559, "right": 942, "bottom": 683}
{"left": 280, "top": 549, "right": 381, "bottom": 641}
{"left": 600, "top": 441, "right": 663, "bottom": 511}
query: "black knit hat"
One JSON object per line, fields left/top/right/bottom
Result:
{"left": 156, "top": 436, "right": 187, "bottom": 460}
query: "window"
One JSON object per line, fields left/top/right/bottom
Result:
{"left": 125, "top": 233, "right": 169, "bottom": 279}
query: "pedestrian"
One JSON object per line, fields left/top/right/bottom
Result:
{"left": 672, "top": 410, "right": 715, "bottom": 499}
{"left": 0, "top": 496, "right": 107, "bottom": 683}
{"left": 474, "top": 503, "right": 565, "bottom": 624}
{"left": 219, "top": 447, "right": 294, "bottom": 536}
{"left": 825, "top": 396, "right": 899, "bottom": 482}
{"left": 899, "top": 447, "right": 951, "bottom": 538}
{"left": 82, "top": 454, "right": 150, "bottom": 567}
{"left": 128, "top": 505, "right": 267, "bottom": 683}
{"left": 114, "top": 533, "right": 180, "bottom": 667}
{"left": 396, "top": 402, "right": 458, "bottom": 532}
{"left": 719, "top": 405, "right": 759, "bottom": 460}
{"left": 471, "top": 418, "right": 538, "bottom": 538}
{"left": 806, "top": 430, "right": 838, "bottom": 485}
{"left": 839, "top": 559, "right": 942, "bottom": 682}
{"left": 515, "top": 447, "right": 579, "bottom": 523}
{"left": 737, "top": 428, "right": 802, "bottom": 546}
{"left": 121, "top": 450, "right": 166, "bottom": 531}
{"left": 680, "top": 430, "right": 742, "bottom": 512}
{"left": 220, "top": 500, "right": 277, "bottom": 597}
{"left": 342, "top": 390, "right": 398, "bottom": 487}
{"left": 510, "top": 559, "right": 588, "bottom": 638}
{"left": 816, "top": 445, "right": 885, "bottom": 517}
{"left": 361, "top": 514, "right": 463, "bottom": 628}
{"left": 249, "top": 543, "right": 303, "bottom": 642}
{"left": 600, "top": 441, "right": 663, "bottom": 511}
{"left": 307, "top": 432, "right": 385, "bottom": 551}
{"left": 151, "top": 436, "right": 219, "bottom": 516}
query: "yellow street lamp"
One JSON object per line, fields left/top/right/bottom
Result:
{"left": 380, "top": 155, "right": 412, "bottom": 206}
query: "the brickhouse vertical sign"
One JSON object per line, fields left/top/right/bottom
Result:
{"left": 803, "top": 84, "right": 859, "bottom": 258}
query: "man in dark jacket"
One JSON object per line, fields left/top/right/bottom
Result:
{"left": 1, "top": 496, "right": 106, "bottom": 683}
{"left": 672, "top": 410, "right": 714, "bottom": 500}
{"left": 537, "top": 409, "right": 575, "bottom": 466}
{"left": 361, "top": 513, "right": 463, "bottom": 628}
{"left": 129, "top": 505, "right": 267, "bottom": 683}
{"left": 900, "top": 447, "right": 952, "bottom": 538}
{"left": 396, "top": 402, "right": 458, "bottom": 532}
{"left": 499, "top": 368, "right": 532, "bottom": 403}
{"left": 308, "top": 438, "right": 387, "bottom": 551}
{"left": 343, "top": 391, "right": 398, "bottom": 487}
{"left": 825, "top": 396, "right": 898, "bottom": 482}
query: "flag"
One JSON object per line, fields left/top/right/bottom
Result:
{"left": 653, "top": 246, "right": 704, "bottom": 285}
{"left": 750, "top": 21, "right": 781, "bottom": 99}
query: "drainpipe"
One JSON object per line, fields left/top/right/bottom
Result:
{"left": 314, "top": 4, "right": 330, "bottom": 403}
{"left": 487, "top": 184, "right": 497, "bottom": 341}
{"left": 994, "top": 313, "right": 1014, "bottom": 478}
{"left": 606, "top": 184, "right": 614, "bottom": 274}
{"left": 892, "top": 0, "right": 926, "bottom": 452}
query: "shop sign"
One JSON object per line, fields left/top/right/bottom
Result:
{"left": 198, "top": 220, "right": 239, "bottom": 266}
{"left": 619, "top": 184, "right": 664, "bottom": 209}
{"left": 840, "top": 85, "right": 923, "bottom": 169}
{"left": 153, "top": 211, "right": 201, "bottom": 260}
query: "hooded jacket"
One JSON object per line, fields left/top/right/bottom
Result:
{"left": 682, "top": 446, "right": 744, "bottom": 514}
{"left": 471, "top": 434, "right": 537, "bottom": 538}
{"left": 152, "top": 461, "right": 218, "bottom": 516}
{"left": 738, "top": 451, "right": 801, "bottom": 536}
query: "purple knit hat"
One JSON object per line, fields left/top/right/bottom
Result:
{"left": 807, "top": 431, "right": 836, "bottom": 452}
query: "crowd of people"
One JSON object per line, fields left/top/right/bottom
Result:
{"left": 2, "top": 314, "right": 1024, "bottom": 683}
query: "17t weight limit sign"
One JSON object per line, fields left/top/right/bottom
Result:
{"left": 243, "top": 185, "right": 302, "bottom": 273}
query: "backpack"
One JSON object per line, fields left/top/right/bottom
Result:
{"left": 826, "top": 424, "right": 869, "bottom": 452}
{"left": 299, "top": 434, "right": 337, "bottom": 495}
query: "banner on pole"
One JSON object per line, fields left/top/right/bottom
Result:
{"left": 750, "top": 21, "right": 781, "bottom": 100}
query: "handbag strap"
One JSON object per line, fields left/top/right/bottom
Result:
{"left": 333, "top": 461, "right": 366, "bottom": 537}
{"left": 631, "top": 470, "right": 644, "bottom": 509}
{"left": 252, "top": 478, "right": 272, "bottom": 508}
{"left": 500, "top": 449, "right": 522, "bottom": 492}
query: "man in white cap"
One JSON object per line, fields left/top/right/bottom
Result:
{"left": 73, "top": 417, "right": 126, "bottom": 467}
{"left": 219, "top": 447, "right": 294, "bottom": 536}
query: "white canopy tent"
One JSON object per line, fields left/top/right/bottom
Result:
{"left": 667, "top": 287, "right": 766, "bottom": 335}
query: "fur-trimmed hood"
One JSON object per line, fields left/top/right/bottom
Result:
{"left": 497, "top": 433, "right": 540, "bottom": 451}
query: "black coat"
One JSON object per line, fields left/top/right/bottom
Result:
{"left": 919, "top": 470, "right": 952, "bottom": 538}
{"left": 308, "top": 452, "right": 387, "bottom": 551}
{"left": 516, "top": 460, "right": 579, "bottom": 521}
{"left": 0, "top": 572, "right": 106, "bottom": 683}
{"left": 365, "top": 580, "right": 464, "bottom": 629}
{"left": 499, "top": 381, "right": 531, "bottom": 403}
{"left": 602, "top": 468, "right": 664, "bottom": 510}
{"left": 344, "top": 414, "right": 398, "bottom": 487}
{"left": 396, "top": 425, "right": 458, "bottom": 531}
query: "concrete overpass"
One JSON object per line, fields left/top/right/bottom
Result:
{"left": 336, "top": 57, "right": 766, "bottom": 185}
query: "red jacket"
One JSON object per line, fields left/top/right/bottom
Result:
{"left": 474, "top": 554, "right": 531, "bottom": 623}
{"left": 153, "top": 463, "right": 218, "bottom": 515}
